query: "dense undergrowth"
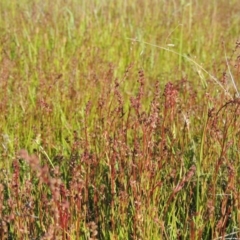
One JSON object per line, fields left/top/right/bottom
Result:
{"left": 0, "top": 0, "right": 240, "bottom": 239}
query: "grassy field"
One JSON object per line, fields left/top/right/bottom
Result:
{"left": 0, "top": 0, "right": 240, "bottom": 239}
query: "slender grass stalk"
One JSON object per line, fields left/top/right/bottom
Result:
{"left": 126, "top": 38, "right": 234, "bottom": 99}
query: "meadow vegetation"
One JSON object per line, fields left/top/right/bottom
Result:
{"left": 0, "top": 0, "right": 240, "bottom": 239}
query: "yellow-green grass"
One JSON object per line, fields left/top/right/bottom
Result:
{"left": 0, "top": 0, "right": 240, "bottom": 239}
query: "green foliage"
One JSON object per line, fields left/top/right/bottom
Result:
{"left": 0, "top": 0, "right": 240, "bottom": 239}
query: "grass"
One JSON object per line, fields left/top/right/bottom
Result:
{"left": 0, "top": 0, "right": 240, "bottom": 239}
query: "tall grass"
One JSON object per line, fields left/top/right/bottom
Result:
{"left": 0, "top": 0, "right": 240, "bottom": 239}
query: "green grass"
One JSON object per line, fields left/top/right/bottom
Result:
{"left": 0, "top": 0, "right": 240, "bottom": 239}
